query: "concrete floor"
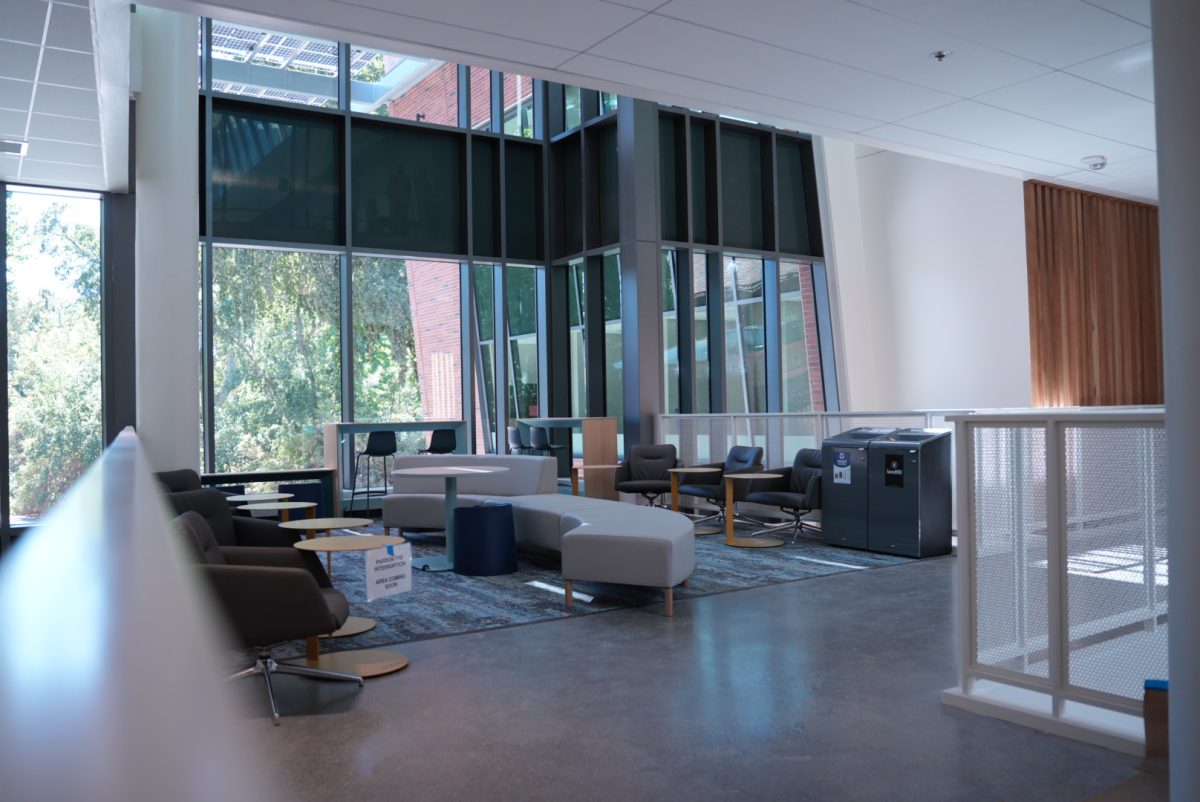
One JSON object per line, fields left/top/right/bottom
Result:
{"left": 235, "top": 554, "right": 1159, "bottom": 802}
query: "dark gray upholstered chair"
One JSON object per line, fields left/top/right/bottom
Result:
{"left": 675, "top": 445, "right": 764, "bottom": 530}
{"left": 529, "top": 427, "right": 567, "bottom": 458}
{"left": 614, "top": 444, "right": 680, "bottom": 507}
{"left": 507, "top": 426, "right": 532, "bottom": 455}
{"left": 419, "top": 428, "right": 457, "bottom": 455}
{"left": 175, "top": 511, "right": 363, "bottom": 724}
{"left": 744, "top": 448, "right": 823, "bottom": 541}
{"left": 157, "top": 470, "right": 299, "bottom": 549}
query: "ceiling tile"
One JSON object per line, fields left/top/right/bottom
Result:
{"left": 656, "top": 0, "right": 1053, "bottom": 98}
{"left": 32, "top": 83, "right": 97, "bottom": 119}
{"left": 19, "top": 157, "right": 103, "bottom": 185}
{"left": 598, "top": 0, "right": 664, "bottom": 10}
{"left": 0, "top": 40, "right": 40, "bottom": 82}
{"left": 44, "top": 3, "right": 92, "bottom": 53}
{"left": 0, "top": 0, "right": 50, "bottom": 46}
{"left": 976, "top": 70, "right": 1155, "bottom": 149}
{"left": 335, "top": 0, "right": 643, "bottom": 55}
{"left": 863, "top": 123, "right": 1079, "bottom": 176}
{"left": 1083, "top": 0, "right": 1151, "bottom": 26}
{"left": 24, "top": 137, "right": 100, "bottom": 165}
{"left": 0, "top": 107, "right": 26, "bottom": 137}
{"left": 898, "top": 99, "right": 1152, "bottom": 166}
{"left": 0, "top": 77, "right": 34, "bottom": 112}
{"left": 560, "top": 52, "right": 884, "bottom": 133}
{"left": 27, "top": 111, "right": 99, "bottom": 144}
{"left": 1065, "top": 41, "right": 1153, "bottom": 101}
{"left": 39, "top": 46, "right": 96, "bottom": 90}
{"left": 587, "top": 15, "right": 956, "bottom": 121}
{"left": 851, "top": 0, "right": 1149, "bottom": 69}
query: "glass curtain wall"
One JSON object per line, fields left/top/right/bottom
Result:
{"left": 723, "top": 255, "right": 766, "bottom": 414}
{"left": 693, "top": 251, "right": 711, "bottom": 414}
{"left": 603, "top": 253, "right": 623, "bottom": 444}
{"left": 4, "top": 187, "right": 103, "bottom": 522}
{"left": 505, "top": 265, "right": 539, "bottom": 421}
{"left": 661, "top": 250, "right": 679, "bottom": 414}
{"left": 780, "top": 260, "right": 824, "bottom": 413}
{"left": 471, "top": 264, "right": 496, "bottom": 453}
{"left": 567, "top": 259, "right": 587, "bottom": 417}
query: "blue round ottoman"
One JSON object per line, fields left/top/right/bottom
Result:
{"left": 452, "top": 503, "right": 518, "bottom": 576}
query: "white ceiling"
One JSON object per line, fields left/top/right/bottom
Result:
{"left": 5, "top": 0, "right": 1159, "bottom": 200}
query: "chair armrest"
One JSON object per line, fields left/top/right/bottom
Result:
{"left": 200, "top": 565, "right": 339, "bottom": 646}
{"left": 221, "top": 546, "right": 331, "bottom": 588}
{"left": 231, "top": 517, "right": 300, "bottom": 548}
{"left": 613, "top": 461, "right": 632, "bottom": 484}
{"left": 805, "top": 473, "right": 822, "bottom": 510}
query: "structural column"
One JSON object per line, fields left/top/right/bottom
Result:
{"left": 133, "top": 7, "right": 200, "bottom": 470}
{"left": 1151, "top": 2, "right": 1200, "bottom": 798}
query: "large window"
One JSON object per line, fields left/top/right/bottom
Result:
{"left": 567, "top": 259, "right": 587, "bottom": 417}
{"left": 506, "top": 265, "right": 539, "bottom": 421}
{"left": 210, "top": 247, "right": 340, "bottom": 472}
{"left": 471, "top": 264, "right": 496, "bottom": 453}
{"left": 603, "top": 253, "right": 623, "bottom": 437}
{"left": 662, "top": 250, "right": 679, "bottom": 414}
{"left": 723, "top": 255, "right": 766, "bottom": 414}
{"left": 5, "top": 187, "right": 102, "bottom": 522}
{"left": 208, "top": 21, "right": 340, "bottom": 107}
{"left": 781, "top": 261, "right": 824, "bottom": 412}
{"left": 350, "top": 47, "right": 456, "bottom": 125}
{"left": 503, "top": 73, "right": 535, "bottom": 138}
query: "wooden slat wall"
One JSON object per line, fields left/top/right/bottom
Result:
{"left": 1025, "top": 180, "right": 1162, "bottom": 407}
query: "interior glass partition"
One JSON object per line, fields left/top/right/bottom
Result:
{"left": 4, "top": 187, "right": 103, "bottom": 523}
{"left": 211, "top": 246, "right": 341, "bottom": 471}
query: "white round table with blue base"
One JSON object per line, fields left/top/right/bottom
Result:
{"left": 390, "top": 465, "right": 509, "bottom": 572}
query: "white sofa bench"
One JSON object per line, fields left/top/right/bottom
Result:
{"left": 382, "top": 455, "right": 695, "bottom": 616}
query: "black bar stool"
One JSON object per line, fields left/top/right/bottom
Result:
{"left": 529, "top": 427, "right": 567, "bottom": 458}
{"left": 419, "top": 428, "right": 457, "bottom": 454}
{"left": 507, "top": 425, "right": 532, "bottom": 455}
{"left": 349, "top": 430, "right": 396, "bottom": 513}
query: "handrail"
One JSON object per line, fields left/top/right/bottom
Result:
{"left": 0, "top": 428, "right": 272, "bottom": 801}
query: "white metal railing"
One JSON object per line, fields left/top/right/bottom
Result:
{"left": 942, "top": 407, "right": 1167, "bottom": 755}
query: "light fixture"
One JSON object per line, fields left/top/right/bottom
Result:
{"left": 928, "top": 50, "right": 953, "bottom": 62}
{"left": 1081, "top": 155, "right": 1108, "bottom": 171}
{"left": 0, "top": 139, "right": 28, "bottom": 156}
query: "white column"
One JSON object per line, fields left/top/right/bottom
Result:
{"left": 1151, "top": 1, "right": 1200, "bottom": 797}
{"left": 133, "top": 7, "right": 200, "bottom": 471}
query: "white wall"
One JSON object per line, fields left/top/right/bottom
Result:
{"left": 821, "top": 141, "right": 1032, "bottom": 411}
{"left": 134, "top": 7, "right": 200, "bottom": 470}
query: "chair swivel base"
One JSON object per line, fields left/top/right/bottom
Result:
{"left": 230, "top": 652, "right": 363, "bottom": 725}
{"left": 748, "top": 518, "right": 819, "bottom": 543}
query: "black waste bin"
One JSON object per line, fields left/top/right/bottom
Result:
{"left": 866, "top": 429, "right": 952, "bottom": 558}
{"left": 453, "top": 503, "right": 518, "bottom": 576}
{"left": 821, "top": 428, "right": 898, "bottom": 550}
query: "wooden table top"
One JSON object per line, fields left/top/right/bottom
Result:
{"left": 668, "top": 466, "right": 722, "bottom": 473}
{"left": 225, "top": 492, "right": 293, "bottom": 503}
{"left": 725, "top": 472, "right": 782, "bottom": 480}
{"left": 294, "top": 534, "right": 406, "bottom": 552}
{"left": 279, "top": 517, "right": 373, "bottom": 531}
{"left": 237, "top": 501, "right": 318, "bottom": 511}
{"left": 573, "top": 463, "right": 622, "bottom": 470}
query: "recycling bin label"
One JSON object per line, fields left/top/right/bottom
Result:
{"left": 833, "top": 450, "right": 852, "bottom": 484}
{"left": 884, "top": 454, "right": 905, "bottom": 488}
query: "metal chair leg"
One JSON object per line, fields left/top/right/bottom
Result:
{"left": 261, "top": 658, "right": 282, "bottom": 725}
{"left": 274, "top": 661, "right": 364, "bottom": 686}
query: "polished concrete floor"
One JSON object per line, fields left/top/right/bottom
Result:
{"left": 234, "top": 554, "right": 1158, "bottom": 802}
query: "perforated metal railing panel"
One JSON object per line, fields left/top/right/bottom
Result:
{"left": 1062, "top": 425, "right": 1168, "bottom": 701}
{"left": 972, "top": 426, "right": 1050, "bottom": 678}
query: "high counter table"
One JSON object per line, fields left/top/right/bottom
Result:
{"left": 517, "top": 417, "right": 618, "bottom": 500}
{"left": 390, "top": 465, "right": 509, "bottom": 573}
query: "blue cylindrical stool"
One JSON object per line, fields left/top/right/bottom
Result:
{"left": 452, "top": 503, "right": 518, "bottom": 576}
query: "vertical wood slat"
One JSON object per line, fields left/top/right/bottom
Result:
{"left": 1025, "top": 180, "right": 1162, "bottom": 407}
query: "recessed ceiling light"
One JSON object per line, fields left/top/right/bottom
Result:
{"left": 929, "top": 50, "right": 953, "bottom": 62}
{"left": 1081, "top": 155, "right": 1108, "bottom": 171}
{"left": 0, "top": 139, "right": 28, "bottom": 156}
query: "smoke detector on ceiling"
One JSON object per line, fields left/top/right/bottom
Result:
{"left": 0, "top": 139, "right": 28, "bottom": 156}
{"left": 1081, "top": 155, "right": 1108, "bottom": 171}
{"left": 928, "top": 50, "right": 953, "bottom": 62}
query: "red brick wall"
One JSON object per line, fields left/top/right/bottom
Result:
{"left": 798, "top": 263, "right": 826, "bottom": 412}
{"left": 386, "top": 62, "right": 458, "bottom": 126}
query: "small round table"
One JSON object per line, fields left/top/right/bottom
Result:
{"left": 570, "top": 464, "right": 622, "bottom": 497}
{"left": 290, "top": 534, "right": 410, "bottom": 678}
{"left": 390, "top": 465, "right": 509, "bottom": 573}
{"left": 724, "top": 473, "right": 784, "bottom": 549}
{"left": 237, "top": 501, "right": 317, "bottom": 522}
{"left": 225, "top": 492, "right": 294, "bottom": 504}
{"left": 279, "top": 516, "right": 373, "bottom": 575}
{"left": 668, "top": 466, "right": 723, "bottom": 534}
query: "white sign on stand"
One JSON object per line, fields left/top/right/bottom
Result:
{"left": 365, "top": 543, "right": 412, "bottom": 601}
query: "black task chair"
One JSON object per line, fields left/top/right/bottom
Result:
{"left": 529, "top": 427, "right": 567, "bottom": 459}
{"left": 675, "top": 445, "right": 764, "bottom": 533}
{"left": 744, "top": 448, "right": 823, "bottom": 542}
{"left": 349, "top": 430, "right": 397, "bottom": 513}
{"left": 175, "top": 511, "right": 363, "bottom": 725}
{"left": 419, "top": 428, "right": 457, "bottom": 455}
{"left": 507, "top": 425, "right": 533, "bottom": 455}
{"left": 614, "top": 444, "right": 679, "bottom": 507}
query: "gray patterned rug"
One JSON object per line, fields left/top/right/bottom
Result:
{"left": 271, "top": 520, "right": 914, "bottom": 659}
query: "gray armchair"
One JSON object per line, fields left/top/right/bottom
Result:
{"left": 176, "top": 511, "right": 363, "bottom": 724}
{"left": 745, "top": 448, "right": 823, "bottom": 541}
{"left": 613, "top": 444, "right": 680, "bottom": 507}
{"left": 158, "top": 469, "right": 298, "bottom": 549}
{"left": 675, "top": 445, "right": 764, "bottom": 531}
